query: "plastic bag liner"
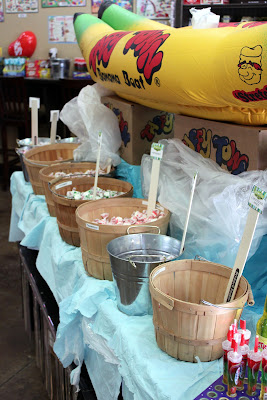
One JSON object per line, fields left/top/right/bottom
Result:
{"left": 60, "top": 83, "right": 121, "bottom": 168}
{"left": 190, "top": 7, "right": 220, "bottom": 29}
{"left": 141, "top": 139, "right": 267, "bottom": 267}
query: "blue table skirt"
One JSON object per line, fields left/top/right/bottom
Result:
{"left": 9, "top": 169, "right": 266, "bottom": 400}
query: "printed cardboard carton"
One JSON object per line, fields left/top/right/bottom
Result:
{"left": 101, "top": 95, "right": 174, "bottom": 165}
{"left": 174, "top": 114, "right": 267, "bottom": 174}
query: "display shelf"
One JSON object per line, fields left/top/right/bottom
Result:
{"left": 175, "top": 0, "right": 267, "bottom": 27}
{"left": 183, "top": 3, "right": 267, "bottom": 8}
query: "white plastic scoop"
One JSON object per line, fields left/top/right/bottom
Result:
{"left": 147, "top": 143, "right": 164, "bottom": 217}
{"left": 179, "top": 172, "right": 198, "bottom": 256}
{"left": 50, "top": 110, "right": 59, "bottom": 144}
{"left": 29, "top": 97, "right": 40, "bottom": 146}
{"left": 224, "top": 185, "right": 266, "bottom": 303}
{"left": 92, "top": 132, "right": 102, "bottom": 200}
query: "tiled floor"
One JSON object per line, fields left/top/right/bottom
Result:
{"left": 0, "top": 187, "right": 49, "bottom": 400}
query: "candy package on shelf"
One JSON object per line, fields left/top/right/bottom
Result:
{"left": 25, "top": 59, "right": 50, "bottom": 78}
{"left": 60, "top": 83, "right": 121, "bottom": 168}
{"left": 73, "top": 57, "right": 91, "bottom": 79}
{"left": 3, "top": 57, "right": 26, "bottom": 76}
{"left": 141, "top": 139, "right": 267, "bottom": 267}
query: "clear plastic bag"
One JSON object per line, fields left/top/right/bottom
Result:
{"left": 141, "top": 139, "right": 267, "bottom": 267}
{"left": 190, "top": 7, "right": 220, "bottom": 29}
{"left": 59, "top": 97, "right": 88, "bottom": 140}
{"left": 60, "top": 83, "right": 121, "bottom": 168}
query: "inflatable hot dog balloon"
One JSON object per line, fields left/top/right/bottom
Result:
{"left": 73, "top": 9, "right": 267, "bottom": 125}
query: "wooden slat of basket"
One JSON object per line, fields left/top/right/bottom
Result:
{"left": 155, "top": 324, "right": 225, "bottom": 346}
{"left": 214, "top": 276, "right": 229, "bottom": 305}
{"left": 174, "top": 268, "right": 190, "bottom": 303}
{"left": 103, "top": 262, "right": 113, "bottom": 281}
{"left": 88, "top": 257, "right": 104, "bottom": 280}
{"left": 197, "top": 314, "right": 216, "bottom": 340}
{"left": 24, "top": 159, "right": 46, "bottom": 194}
{"left": 213, "top": 312, "right": 234, "bottom": 339}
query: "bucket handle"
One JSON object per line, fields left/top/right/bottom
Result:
{"left": 128, "top": 254, "right": 173, "bottom": 269}
{"left": 127, "top": 225, "right": 160, "bottom": 235}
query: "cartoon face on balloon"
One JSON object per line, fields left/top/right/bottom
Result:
{"left": 238, "top": 45, "right": 263, "bottom": 85}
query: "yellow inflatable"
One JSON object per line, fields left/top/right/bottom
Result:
{"left": 73, "top": 7, "right": 267, "bottom": 125}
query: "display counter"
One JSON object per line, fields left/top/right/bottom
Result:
{"left": 9, "top": 168, "right": 266, "bottom": 400}
{"left": 24, "top": 77, "right": 94, "bottom": 123}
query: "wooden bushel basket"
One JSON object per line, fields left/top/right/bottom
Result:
{"left": 76, "top": 198, "right": 170, "bottom": 281}
{"left": 23, "top": 143, "right": 78, "bottom": 195}
{"left": 39, "top": 162, "right": 115, "bottom": 217}
{"left": 50, "top": 176, "right": 133, "bottom": 247}
{"left": 149, "top": 259, "right": 252, "bottom": 363}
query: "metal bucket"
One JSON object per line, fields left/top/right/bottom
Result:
{"left": 58, "top": 137, "right": 80, "bottom": 144}
{"left": 50, "top": 58, "right": 70, "bottom": 79}
{"left": 16, "top": 146, "right": 31, "bottom": 182}
{"left": 107, "top": 232, "right": 182, "bottom": 316}
{"left": 16, "top": 136, "right": 61, "bottom": 147}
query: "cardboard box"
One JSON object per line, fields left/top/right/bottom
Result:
{"left": 101, "top": 95, "right": 174, "bottom": 165}
{"left": 174, "top": 114, "right": 267, "bottom": 174}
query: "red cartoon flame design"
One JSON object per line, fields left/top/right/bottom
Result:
{"left": 89, "top": 31, "right": 129, "bottom": 75}
{"left": 123, "top": 30, "right": 170, "bottom": 85}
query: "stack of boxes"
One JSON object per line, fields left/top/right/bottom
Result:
{"left": 101, "top": 95, "right": 174, "bottom": 165}
{"left": 101, "top": 95, "right": 267, "bottom": 174}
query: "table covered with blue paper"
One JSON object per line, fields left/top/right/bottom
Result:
{"left": 9, "top": 139, "right": 267, "bottom": 400}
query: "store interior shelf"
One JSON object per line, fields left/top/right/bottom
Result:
{"left": 183, "top": 3, "right": 267, "bottom": 8}
{"left": 176, "top": 0, "right": 267, "bottom": 27}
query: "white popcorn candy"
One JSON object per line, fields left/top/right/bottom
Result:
{"left": 50, "top": 168, "right": 108, "bottom": 178}
{"left": 73, "top": 192, "right": 82, "bottom": 200}
{"left": 93, "top": 209, "right": 165, "bottom": 225}
{"left": 65, "top": 187, "right": 125, "bottom": 200}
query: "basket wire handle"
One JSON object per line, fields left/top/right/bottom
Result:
{"left": 127, "top": 225, "right": 160, "bottom": 235}
{"left": 195, "top": 255, "right": 254, "bottom": 308}
{"left": 48, "top": 176, "right": 69, "bottom": 195}
{"left": 49, "top": 176, "right": 64, "bottom": 186}
{"left": 25, "top": 157, "right": 74, "bottom": 168}
{"left": 194, "top": 255, "right": 210, "bottom": 262}
{"left": 200, "top": 299, "right": 244, "bottom": 310}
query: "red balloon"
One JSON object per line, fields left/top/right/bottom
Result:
{"left": 8, "top": 31, "right": 37, "bottom": 57}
